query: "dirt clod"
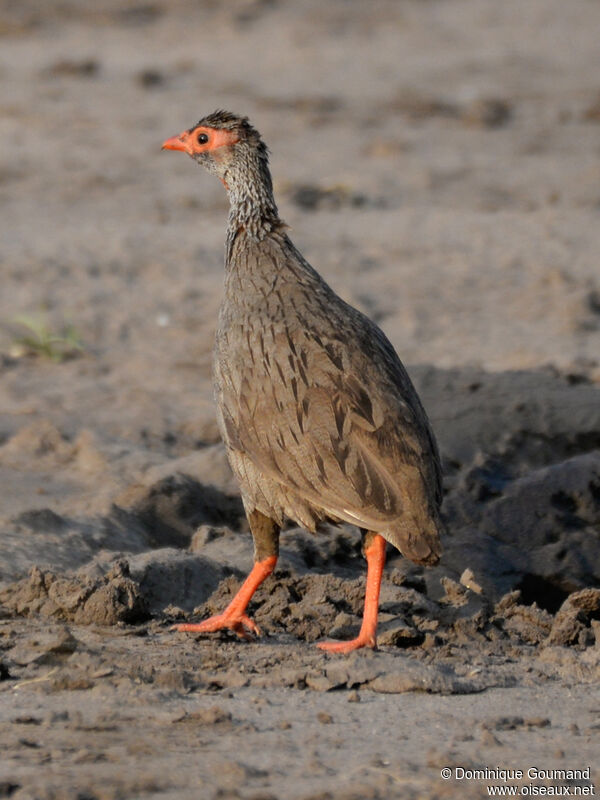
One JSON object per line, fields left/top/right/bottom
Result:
{"left": 0, "top": 562, "right": 148, "bottom": 626}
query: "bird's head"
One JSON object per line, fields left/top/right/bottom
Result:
{"left": 162, "top": 110, "right": 268, "bottom": 189}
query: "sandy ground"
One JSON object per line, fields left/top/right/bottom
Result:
{"left": 1, "top": 1, "right": 600, "bottom": 798}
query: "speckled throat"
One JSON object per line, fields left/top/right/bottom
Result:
{"left": 223, "top": 140, "right": 282, "bottom": 256}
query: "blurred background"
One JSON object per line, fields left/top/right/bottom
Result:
{"left": 2, "top": 0, "right": 600, "bottom": 377}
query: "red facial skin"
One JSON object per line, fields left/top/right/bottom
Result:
{"left": 162, "top": 125, "right": 241, "bottom": 189}
{"left": 161, "top": 125, "right": 240, "bottom": 156}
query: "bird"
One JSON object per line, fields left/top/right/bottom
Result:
{"left": 162, "top": 111, "right": 443, "bottom": 652}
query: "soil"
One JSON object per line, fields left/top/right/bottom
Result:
{"left": 1, "top": 1, "right": 600, "bottom": 799}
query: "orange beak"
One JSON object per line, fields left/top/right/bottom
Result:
{"left": 161, "top": 133, "right": 189, "bottom": 153}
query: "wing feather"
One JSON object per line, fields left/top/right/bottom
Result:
{"left": 228, "top": 331, "right": 439, "bottom": 534}
{"left": 216, "top": 235, "right": 443, "bottom": 544}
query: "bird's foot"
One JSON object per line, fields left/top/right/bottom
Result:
{"left": 172, "top": 613, "right": 261, "bottom": 641}
{"left": 316, "top": 633, "right": 376, "bottom": 654}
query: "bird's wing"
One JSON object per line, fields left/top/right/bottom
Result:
{"left": 220, "top": 318, "right": 442, "bottom": 533}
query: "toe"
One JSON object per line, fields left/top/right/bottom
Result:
{"left": 172, "top": 620, "right": 219, "bottom": 633}
{"left": 171, "top": 613, "right": 262, "bottom": 639}
{"left": 317, "top": 636, "right": 376, "bottom": 654}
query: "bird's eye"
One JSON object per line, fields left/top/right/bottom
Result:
{"left": 197, "top": 132, "right": 209, "bottom": 145}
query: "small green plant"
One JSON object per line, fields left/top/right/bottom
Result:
{"left": 11, "top": 314, "right": 84, "bottom": 362}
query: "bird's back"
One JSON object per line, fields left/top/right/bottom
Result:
{"left": 214, "top": 228, "right": 443, "bottom": 565}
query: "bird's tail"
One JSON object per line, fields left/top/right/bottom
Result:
{"left": 385, "top": 512, "right": 444, "bottom": 566}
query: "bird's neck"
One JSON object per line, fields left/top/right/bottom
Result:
{"left": 224, "top": 150, "right": 281, "bottom": 248}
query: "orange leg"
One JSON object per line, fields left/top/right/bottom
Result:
{"left": 172, "top": 555, "right": 277, "bottom": 640}
{"left": 317, "top": 533, "right": 386, "bottom": 654}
